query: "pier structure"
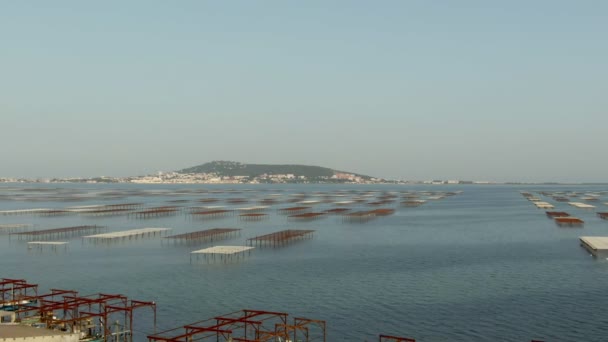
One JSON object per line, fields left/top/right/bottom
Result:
{"left": 239, "top": 213, "right": 268, "bottom": 221}
{"left": 259, "top": 198, "right": 279, "bottom": 206}
{"left": 130, "top": 206, "right": 181, "bottom": 218}
{"left": 12, "top": 225, "right": 107, "bottom": 241}
{"left": 27, "top": 241, "right": 69, "bottom": 251}
{"left": 39, "top": 209, "right": 73, "bottom": 216}
{"left": 554, "top": 217, "right": 584, "bottom": 227}
{"left": 79, "top": 208, "right": 134, "bottom": 216}
{"left": 401, "top": 200, "right": 426, "bottom": 207}
{"left": 0, "top": 223, "right": 33, "bottom": 234}
{"left": 367, "top": 199, "right": 395, "bottom": 206}
{"left": 342, "top": 211, "right": 376, "bottom": 223}
{"left": 569, "top": 202, "right": 596, "bottom": 209}
{"left": 247, "top": 229, "right": 315, "bottom": 247}
{"left": 533, "top": 202, "right": 554, "bottom": 209}
{"left": 191, "top": 209, "right": 233, "bottom": 220}
{"left": 190, "top": 245, "right": 254, "bottom": 263}
{"left": 147, "top": 309, "right": 326, "bottom": 342}
{"left": 546, "top": 211, "right": 570, "bottom": 218}
{"left": 0, "top": 208, "right": 51, "bottom": 216}
{"left": 297, "top": 200, "right": 322, "bottom": 206}
{"left": 370, "top": 208, "right": 396, "bottom": 216}
{"left": 226, "top": 198, "right": 249, "bottom": 205}
{"left": 198, "top": 198, "right": 221, "bottom": 204}
{"left": 103, "top": 203, "right": 144, "bottom": 210}
{"left": 597, "top": 212, "right": 608, "bottom": 220}
{"left": 165, "top": 228, "right": 241, "bottom": 244}
{"left": 324, "top": 208, "right": 351, "bottom": 215}
{"left": 333, "top": 200, "right": 355, "bottom": 206}
{"left": 278, "top": 206, "right": 312, "bottom": 215}
{"left": 83, "top": 228, "right": 171, "bottom": 242}
{"left": 288, "top": 212, "right": 327, "bottom": 221}
{"left": 236, "top": 206, "right": 269, "bottom": 213}
{"left": 379, "top": 334, "right": 416, "bottom": 342}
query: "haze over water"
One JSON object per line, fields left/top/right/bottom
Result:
{"left": 2, "top": 183, "right": 608, "bottom": 341}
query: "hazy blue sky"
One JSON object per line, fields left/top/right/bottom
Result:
{"left": 1, "top": 1, "right": 606, "bottom": 182}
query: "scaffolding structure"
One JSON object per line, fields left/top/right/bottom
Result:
{"left": 165, "top": 228, "right": 241, "bottom": 244}
{"left": 239, "top": 213, "right": 268, "bottom": 221}
{"left": 0, "top": 278, "right": 39, "bottom": 309}
{"left": 12, "top": 225, "right": 107, "bottom": 241}
{"left": 130, "top": 207, "right": 180, "bottom": 218}
{"left": 1, "top": 278, "right": 156, "bottom": 342}
{"left": 247, "top": 230, "right": 315, "bottom": 247}
{"left": 147, "top": 309, "right": 326, "bottom": 342}
{"left": 288, "top": 212, "right": 327, "bottom": 221}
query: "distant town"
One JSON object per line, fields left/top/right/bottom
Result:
{"left": 0, "top": 173, "right": 487, "bottom": 185}
{"left": 0, "top": 161, "right": 524, "bottom": 185}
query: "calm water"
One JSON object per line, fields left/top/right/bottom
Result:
{"left": 1, "top": 183, "right": 608, "bottom": 342}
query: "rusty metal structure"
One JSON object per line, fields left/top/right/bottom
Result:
{"left": 379, "top": 334, "right": 416, "bottom": 342}
{"left": 191, "top": 209, "right": 233, "bottom": 219}
{"left": 288, "top": 212, "right": 327, "bottom": 221}
{"left": 370, "top": 208, "right": 395, "bottom": 216}
{"left": 131, "top": 206, "right": 180, "bottom": 218}
{"left": 597, "top": 212, "right": 608, "bottom": 220}
{"left": 324, "top": 208, "right": 351, "bottom": 215}
{"left": 12, "top": 225, "right": 107, "bottom": 241}
{"left": 545, "top": 211, "right": 570, "bottom": 218}
{"left": 147, "top": 309, "right": 325, "bottom": 342}
{"left": 554, "top": 217, "right": 584, "bottom": 226}
{"left": 247, "top": 229, "right": 315, "bottom": 247}
{"left": 278, "top": 206, "right": 312, "bottom": 215}
{"left": 1, "top": 278, "right": 156, "bottom": 342}
{"left": 1, "top": 278, "right": 39, "bottom": 308}
{"left": 239, "top": 213, "right": 268, "bottom": 221}
{"left": 401, "top": 200, "right": 426, "bottom": 207}
{"left": 164, "top": 228, "right": 241, "bottom": 243}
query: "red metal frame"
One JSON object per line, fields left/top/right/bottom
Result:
{"left": 379, "top": 334, "right": 416, "bottom": 342}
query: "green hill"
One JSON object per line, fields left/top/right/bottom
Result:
{"left": 177, "top": 161, "right": 372, "bottom": 180}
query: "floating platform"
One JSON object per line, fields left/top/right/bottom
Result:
{"left": 130, "top": 206, "right": 180, "bottom": 218}
{"left": 580, "top": 236, "right": 608, "bottom": 255}
{"left": 546, "top": 211, "right": 570, "bottom": 218}
{"left": 0, "top": 208, "right": 50, "bottom": 215}
{"left": 27, "top": 241, "right": 68, "bottom": 251}
{"left": 534, "top": 202, "right": 554, "bottom": 209}
{"left": 554, "top": 217, "right": 584, "bottom": 227}
{"left": 401, "top": 200, "right": 426, "bottom": 207}
{"left": 83, "top": 227, "right": 171, "bottom": 241}
{"left": 569, "top": 202, "right": 596, "bottom": 209}
{"left": 190, "top": 245, "right": 254, "bottom": 263}
{"left": 165, "top": 228, "right": 241, "bottom": 243}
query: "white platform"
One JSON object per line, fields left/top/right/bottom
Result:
{"left": 191, "top": 246, "right": 255, "bottom": 255}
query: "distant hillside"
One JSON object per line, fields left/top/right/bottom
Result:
{"left": 177, "top": 161, "right": 372, "bottom": 180}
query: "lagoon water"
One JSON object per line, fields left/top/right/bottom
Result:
{"left": 1, "top": 184, "right": 608, "bottom": 342}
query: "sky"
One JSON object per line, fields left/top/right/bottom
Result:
{"left": 1, "top": 1, "right": 607, "bottom": 182}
